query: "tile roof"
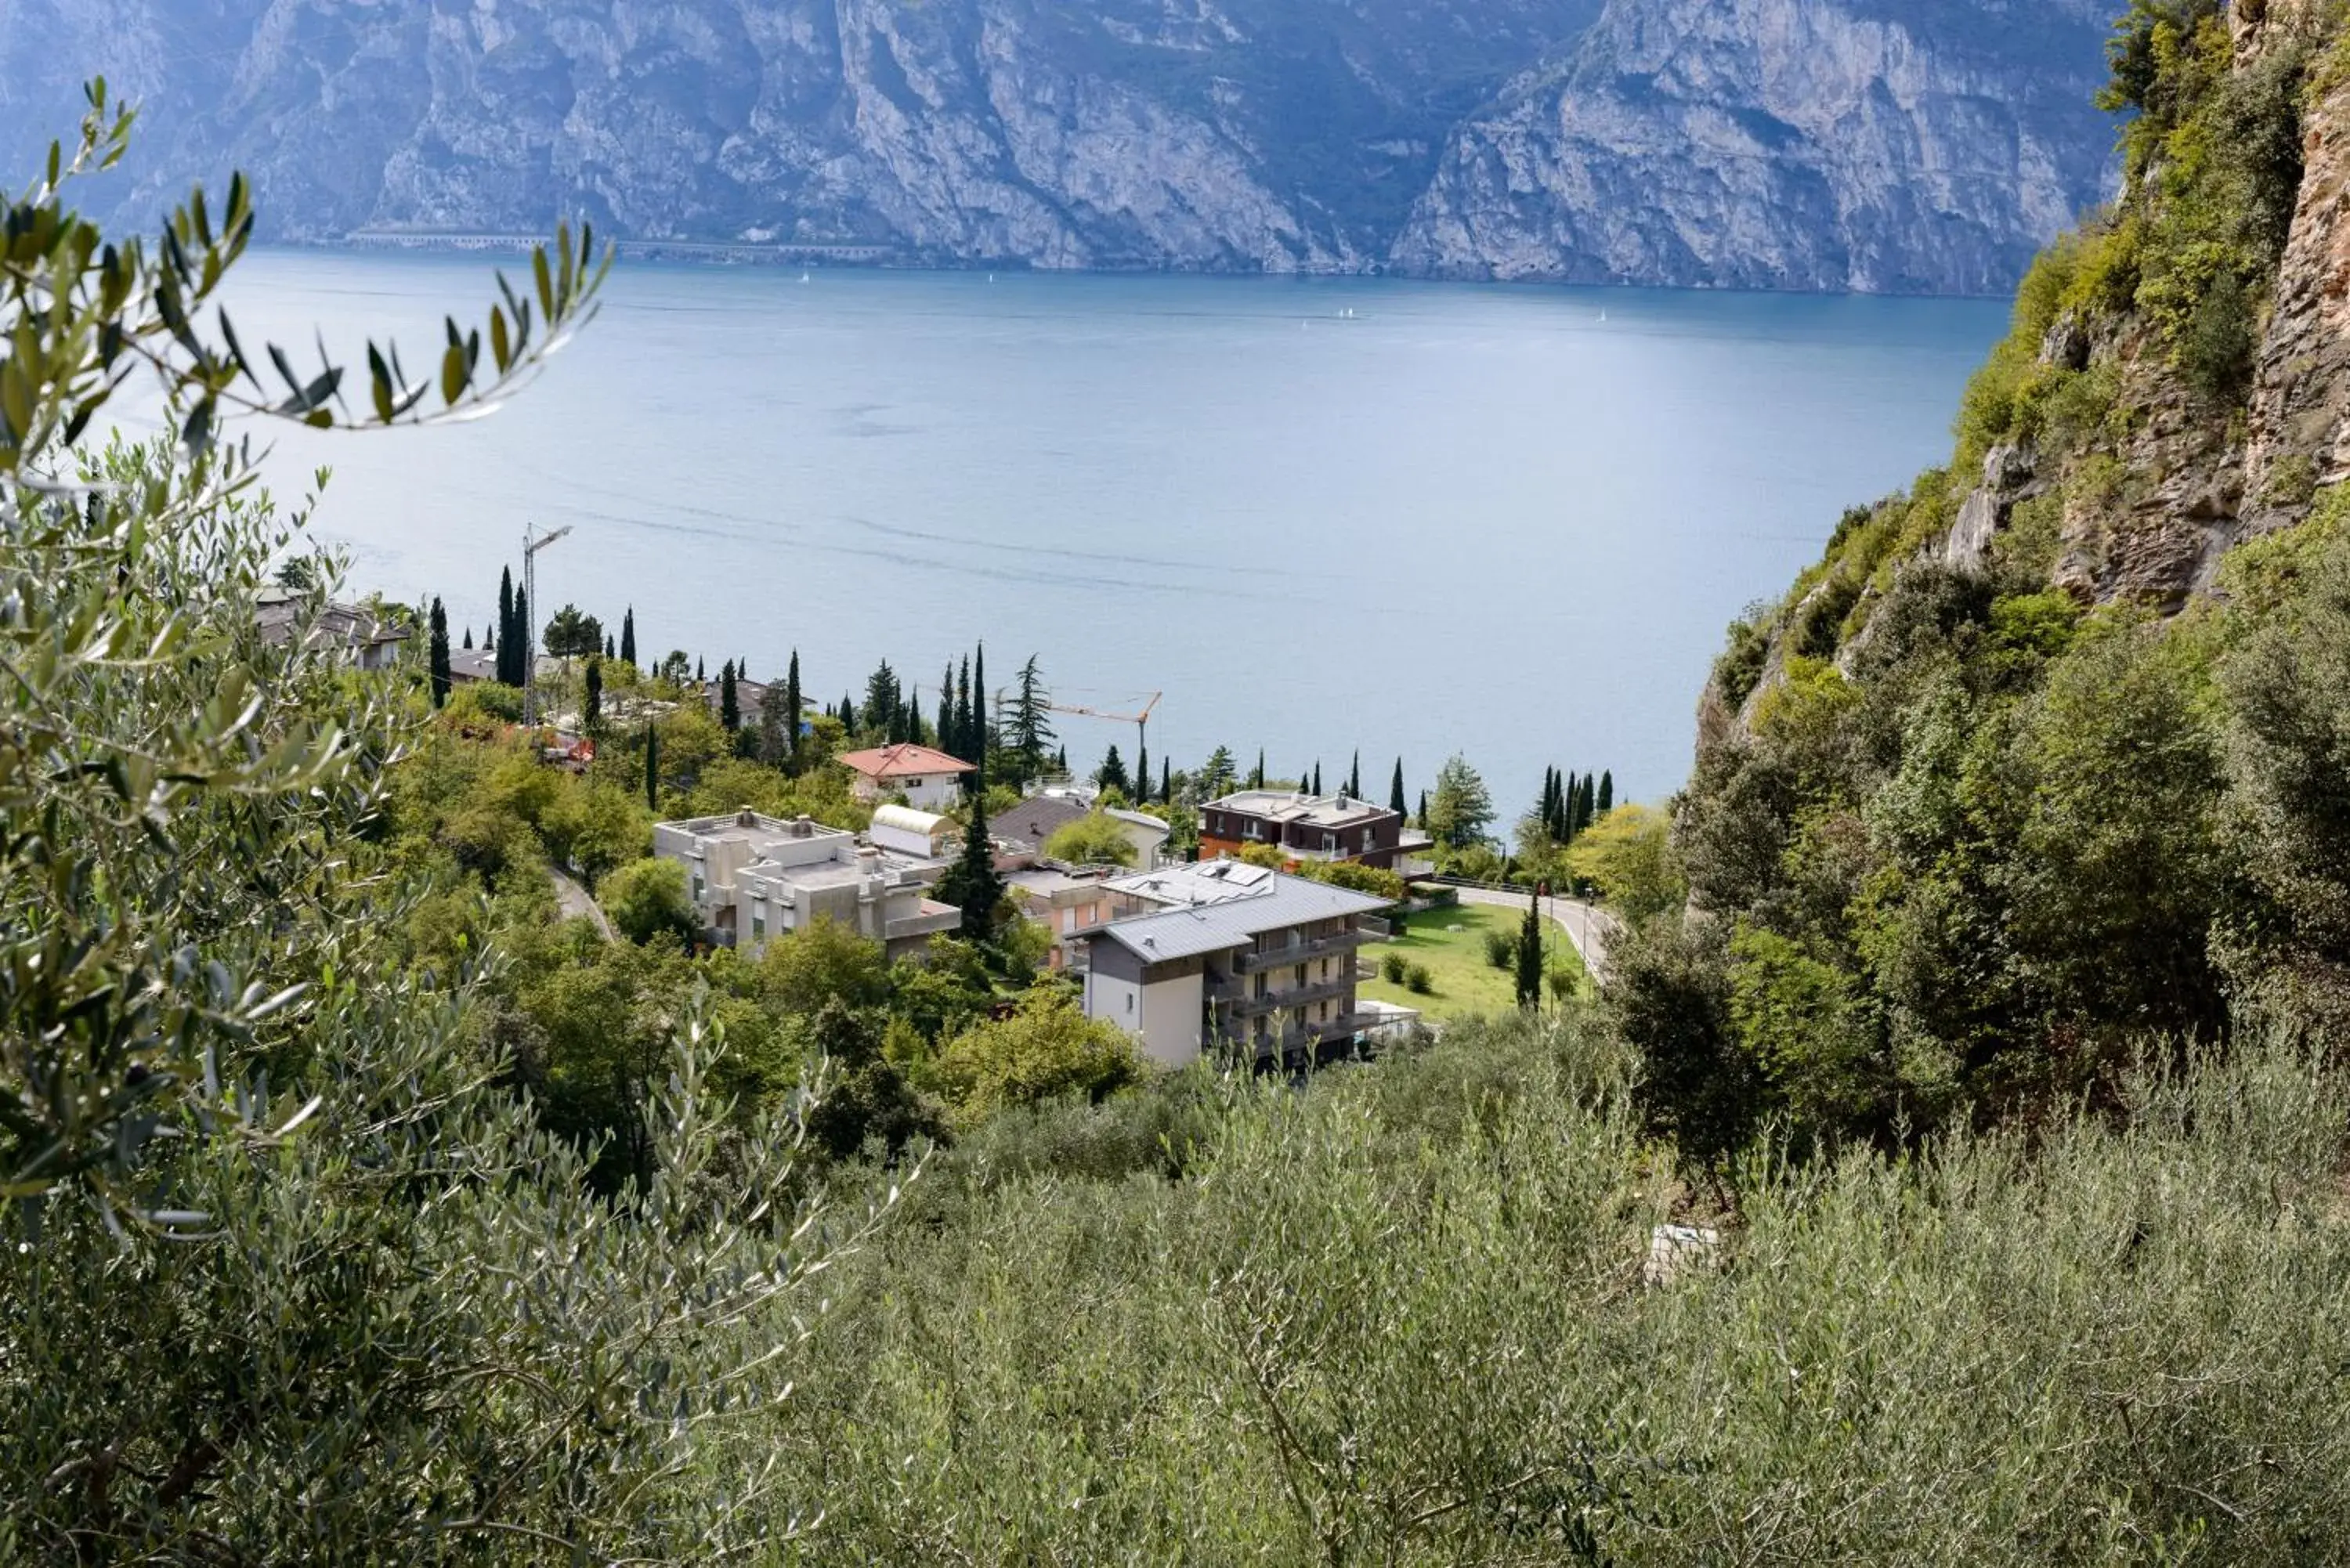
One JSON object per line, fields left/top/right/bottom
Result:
{"left": 837, "top": 742, "right": 975, "bottom": 779}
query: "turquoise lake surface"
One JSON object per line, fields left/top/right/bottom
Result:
{"left": 200, "top": 250, "right": 2011, "bottom": 806}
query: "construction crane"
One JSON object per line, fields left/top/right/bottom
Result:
{"left": 1044, "top": 692, "right": 1161, "bottom": 758}
{"left": 520, "top": 523, "right": 572, "bottom": 728}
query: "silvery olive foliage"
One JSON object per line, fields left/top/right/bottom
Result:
{"left": 1, "top": 89, "right": 880, "bottom": 1561}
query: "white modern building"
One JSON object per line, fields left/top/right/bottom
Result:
{"left": 1076, "top": 859, "right": 1394, "bottom": 1070}
{"left": 653, "top": 809, "right": 961, "bottom": 962}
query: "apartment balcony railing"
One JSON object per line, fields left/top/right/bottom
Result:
{"left": 1216, "top": 974, "right": 1356, "bottom": 1020}
{"left": 1233, "top": 930, "right": 1367, "bottom": 974}
{"left": 1223, "top": 1010, "right": 1387, "bottom": 1062}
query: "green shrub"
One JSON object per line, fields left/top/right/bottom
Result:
{"left": 1381, "top": 951, "right": 1408, "bottom": 985}
{"left": 1405, "top": 963, "right": 1434, "bottom": 995}
{"left": 1481, "top": 929, "right": 1515, "bottom": 969}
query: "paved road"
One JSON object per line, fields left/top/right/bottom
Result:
{"left": 550, "top": 865, "right": 615, "bottom": 941}
{"left": 1444, "top": 885, "right": 1616, "bottom": 981}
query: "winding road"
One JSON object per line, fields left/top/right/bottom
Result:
{"left": 1442, "top": 884, "right": 1617, "bottom": 982}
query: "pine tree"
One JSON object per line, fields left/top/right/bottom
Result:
{"left": 426, "top": 597, "right": 450, "bottom": 708}
{"left": 584, "top": 657, "right": 603, "bottom": 732}
{"left": 1515, "top": 887, "right": 1545, "bottom": 1010}
{"left": 644, "top": 723, "right": 660, "bottom": 811}
{"left": 604, "top": 632, "right": 614, "bottom": 659}
{"left": 496, "top": 568, "right": 515, "bottom": 685}
{"left": 1390, "top": 760, "right": 1406, "bottom": 817}
{"left": 1135, "top": 741, "right": 1150, "bottom": 803}
{"left": 783, "top": 651, "right": 802, "bottom": 769}
{"left": 839, "top": 693, "right": 856, "bottom": 734}
{"left": 620, "top": 605, "right": 636, "bottom": 667}
{"left": 1009, "top": 656, "right": 1054, "bottom": 781}
{"left": 1347, "top": 751, "right": 1361, "bottom": 800}
{"left": 939, "top": 791, "right": 1006, "bottom": 943}
{"left": 1597, "top": 770, "right": 1614, "bottom": 816}
{"left": 1098, "top": 744, "right": 1129, "bottom": 797}
{"left": 719, "top": 661, "right": 740, "bottom": 732}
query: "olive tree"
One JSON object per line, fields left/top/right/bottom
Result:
{"left": 0, "top": 88, "right": 890, "bottom": 1559}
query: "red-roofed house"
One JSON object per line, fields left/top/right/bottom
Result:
{"left": 837, "top": 742, "right": 977, "bottom": 810}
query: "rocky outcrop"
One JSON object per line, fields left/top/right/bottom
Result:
{"left": 1393, "top": 0, "right": 2119, "bottom": 294}
{"left": 0, "top": 0, "right": 2116, "bottom": 291}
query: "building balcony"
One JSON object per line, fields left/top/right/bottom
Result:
{"left": 1218, "top": 974, "right": 1356, "bottom": 1019}
{"left": 1233, "top": 930, "right": 1367, "bottom": 974}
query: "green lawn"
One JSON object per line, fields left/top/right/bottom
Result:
{"left": 1357, "top": 902, "right": 1590, "bottom": 1021}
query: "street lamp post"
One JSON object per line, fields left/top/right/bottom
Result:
{"left": 520, "top": 524, "right": 573, "bottom": 730}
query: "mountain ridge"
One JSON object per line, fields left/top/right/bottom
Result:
{"left": 0, "top": 0, "right": 2119, "bottom": 294}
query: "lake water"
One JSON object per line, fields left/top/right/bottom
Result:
{"left": 193, "top": 250, "right": 2009, "bottom": 807}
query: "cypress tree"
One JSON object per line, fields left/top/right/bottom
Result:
{"left": 839, "top": 693, "right": 856, "bottom": 733}
{"left": 1347, "top": 751, "right": 1361, "bottom": 799}
{"left": 973, "top": 645, "right": 987, "bottom": 757}
{"left": 1515, "top": 887, "right": 1545, "bottom": 1010}
{"left": 511, "top": 589, "right": 528, "bottom": 687}
{"left": 426, "top": 597, "right": 450, "bottom": 708}
{"left": 955, "top": 655, "right": 974, "bottom": 760}
{"left": 620, "top": 606, "right": 636, "bottom": 667}
{"left": 937, "top": 664, "right": 954, "bottom": 757}
{"left": 496, "top": 569, "right": 515, "bottom": 685}
{"left": 1162, "top": 758, "right": 1172, "bottom": 803}
{"left": 462, "top": 625, "right": 474, "bottom": 651}
{"left": 644, "top": 723, "right": 660, "bottom": 811}
{"left": 1577, "top": 774, "right": 1596, "bottom": 834}
{"left": 1056, "top": 745, "right": 1068, "bottom": 774}
{"left": 1252, "top": 750, "right": 1264, "bottom": 789}
{"left": 1417, "top": 789, "right": 1429, "bottom": 828}
{"left": 1597, "top": 770, "right": 1614, "bottom": 816}
{"left": 783, "top": 651, "right": 802, "bottom": 769}
{"left": 1311, "top": 761, "right": 1321, "bottom": 796}
{"left": 720, "top": 660, "right": 740, "bottom": 732}
{"left": 1390, "top": 760, "right": 1405, "bottom": 818}
{"left": 1135, "top": 741, "right": 1150, "bottom": 803}
{"left": 1558, "top": 771, "right": 1577, "bottom": 840}
{"left": 584, "top": 657, "right": 603, "bottom": 731}
{"left": 695, "top": 656, "right": 705, "bottom": 683}
{"left": 603, "top": 632, "right": 614, "bottom": 659}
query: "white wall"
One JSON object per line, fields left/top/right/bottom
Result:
{"left": 1137, "top": 972, "right": 1206, "bottom": 1068}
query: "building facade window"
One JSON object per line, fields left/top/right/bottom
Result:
{"left": 751, "top": 910, "right": 765, "bottom": 941}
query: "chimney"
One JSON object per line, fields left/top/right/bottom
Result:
{"left": 793, "top": 815, "right": 813, "bottom": 838}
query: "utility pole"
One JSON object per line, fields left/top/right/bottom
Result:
{"left": 520, "top": 523, "right": 573, "bottom": 729}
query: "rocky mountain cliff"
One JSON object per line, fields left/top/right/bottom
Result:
{"left": 1397, "top": 0, "right": 2121, "bottom": 292}
{"left": 0, "top": 0, "right": 2117, "bottom": 291}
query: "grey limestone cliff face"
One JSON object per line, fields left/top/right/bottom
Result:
{"left": 1392, "top": 0, "right": 2120, "bottom": 294}
{"left": 0, "top": 0, "right": 2115, "bottom": 291}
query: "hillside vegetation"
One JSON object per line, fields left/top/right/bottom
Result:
{"left": 1623, "top": 0, "right": 2350, "bottom": 1162}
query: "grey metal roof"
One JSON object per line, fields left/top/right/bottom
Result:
{"left": 1091, "top": 865, "right": 1391, "bottom": 963}
{"left": 1003, "top": 793, "right": 1091, "bottom": 849}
